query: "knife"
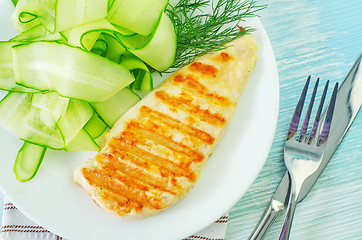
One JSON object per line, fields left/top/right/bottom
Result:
{"left": 248, "top": 53, "right": 362, "bottom": 240}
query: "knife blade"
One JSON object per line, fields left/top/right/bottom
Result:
{"left": 248, "top": 53, "right": 362, "bottom": 240}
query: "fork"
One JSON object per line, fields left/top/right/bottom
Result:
{"left": 278, "top": 76, "right": 338, "bottom": 240}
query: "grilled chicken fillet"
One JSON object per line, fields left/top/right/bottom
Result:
{"left": 74, "top": 34, "right": 258, "bottom": 218}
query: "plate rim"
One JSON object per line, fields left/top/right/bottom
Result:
{"left": 0, "top": 3, "right": 279, "bottom": 239}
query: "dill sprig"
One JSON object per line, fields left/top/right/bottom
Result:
{"left": 165, "top": 0, "right": 266, "bottom": 69}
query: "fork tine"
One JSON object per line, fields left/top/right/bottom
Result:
{"left": 318, "top": 82, "right": 339, "bottom": 145}
{"left": 287, "top": 76, "right": 310, "bottom": 139}
{"left": 308, "top": 80, "right": 329, "bottom": 144}
{"left": 299, "top": 78, "right": 319, "bottom": 142}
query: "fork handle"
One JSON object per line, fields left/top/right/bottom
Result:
{"left": 248, "top": 203, "right": 281, "bottom": 240}
{"left": 278, "top": 190, "right": 297, "bottom": 240}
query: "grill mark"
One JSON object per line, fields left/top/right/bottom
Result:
{"left": 142, "top": 117, "right": 206, "bottom": 148}
{"left": 172, "top": 74, "right": 231, "bottom": 107}
{"left": 103, "top": 166, "right": 150, "bottom": 191}
{"left": 96, "top": 187, "right": 144, "bottom": 214}
{"left": 96, "top": 152, "right": 180, "bottom": 194}
{"left": 82, "top": 167, "right": 166, "bottom": 210}
{"left": 213, "top": 52, "right": 232, "bottom": 62}
{"left": 155, "top": 90, "right": 226, "bottom": 126}
{"left": 189, "top": 62, "right": 218, "bottom": 77}
{"left": 140, "top": 106, "right": 215, "bottom": 145}
{"left": 124, "top": 121, "right": 204, "bottom": 164}
{"left": 108, "top": 136, "right": 197, "bottom": 181}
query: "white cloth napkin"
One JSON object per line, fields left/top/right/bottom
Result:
{"left": 1, "top": 199, "right": 228, "bottom": 240}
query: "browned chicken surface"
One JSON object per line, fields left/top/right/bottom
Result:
{"left": 74, "top": 34, "right": 258, "bottom": 218}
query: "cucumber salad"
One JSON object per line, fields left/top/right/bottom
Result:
{"left": 0, "top": 0, "right": 264, "bottom": 182}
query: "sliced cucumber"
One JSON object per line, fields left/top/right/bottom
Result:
{"left": 84, "top": 112, "right": 108, "bottom": 139}
{"left": 12, "top": 41, "right": 134, "bottom": 102}
{"left": 14, "top": 141, "right": 47, "bottom": 182}
{"left": 65, "top": 14, "right": 176, "bottom": 71}
{"left": 119, "top": 53, "right": 153, "bottom": 91}
{"left": 67, "top": 19, "right": 104, "bottom": 50}
{"left": 11, "top": 0, "right": 56, "bottom": 33}
{"left": 10, "top": 25, "right": 46, "bottom": 41}
{"left": 32, "top": 92, "right": 70, "bottom": 127}
{"left": 119, "top": 12, "right": 177, "bottom": 71}
{"left": 0, "top": 92, "right": 94, "bottom": 149}
{"left": 0, "top": 41, "right": 35, "bottom": 92}
{"left": 57, "top": 99, "right": 93, "bottom": 146}
{"left": 11, "top": 0, "right": 19, "bottom": 6}
{"left": 55, "top": 0, "right": 108, "bottom": 32}
{"left": 10, "top": 24, "right": 63, "bottom": 42}
{"left": 91, "top": 87, "right": 140, "bottom": 127}
{"left": 107, "top": 0, "right": 168, "bottom": 36}
{"left": 0, "top": 41, "right": 19, "bottom": 91}
{"left": 65, "top": 129, "right": 99, "bottom": 152}
{"left": 91, "top": 34, "right": 108, "bottom": 57}
{"left": 103, "top": 33, "right": 126, "bottom": 62}
{"left": 12, "top": 0, "right": 108, "bottom": 33}
{"left": 94, "top": 127, "right": 109, "bottom": 148}
{"left": 0, "top": 92, "right": 64, "bottom": 149}
{"left": 4, "top": 0, "right": 179, "bottom": 183}
{"left": 66, "top": 18, "right": 129, "bottom": 53}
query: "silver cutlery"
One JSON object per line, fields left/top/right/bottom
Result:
{"left": 248, "top": 53, "right": 362, "bottom": 240}
{"left": 278, "top": 77, "right": 338, "bottom": 240}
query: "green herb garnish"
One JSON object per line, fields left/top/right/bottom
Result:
{"left": 166, "top": 0, "right": 266, "bottom": 69}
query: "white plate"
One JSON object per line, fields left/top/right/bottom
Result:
{"left": 0, "top": 1, "right": 279, "bottom": 239}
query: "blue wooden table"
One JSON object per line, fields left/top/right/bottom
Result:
{"left": 225, "top": 0, "right": 362, "bottom": 239}
{"left": 1, "top": 0, "right": 361, "bottom": 239}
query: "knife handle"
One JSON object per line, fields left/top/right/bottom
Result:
{"left": 248, "top": 199, "right": 284, "bottom": 240}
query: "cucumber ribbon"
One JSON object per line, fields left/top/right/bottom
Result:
{"left": 0, "top": 0, "right": 176, "bottom": 182}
